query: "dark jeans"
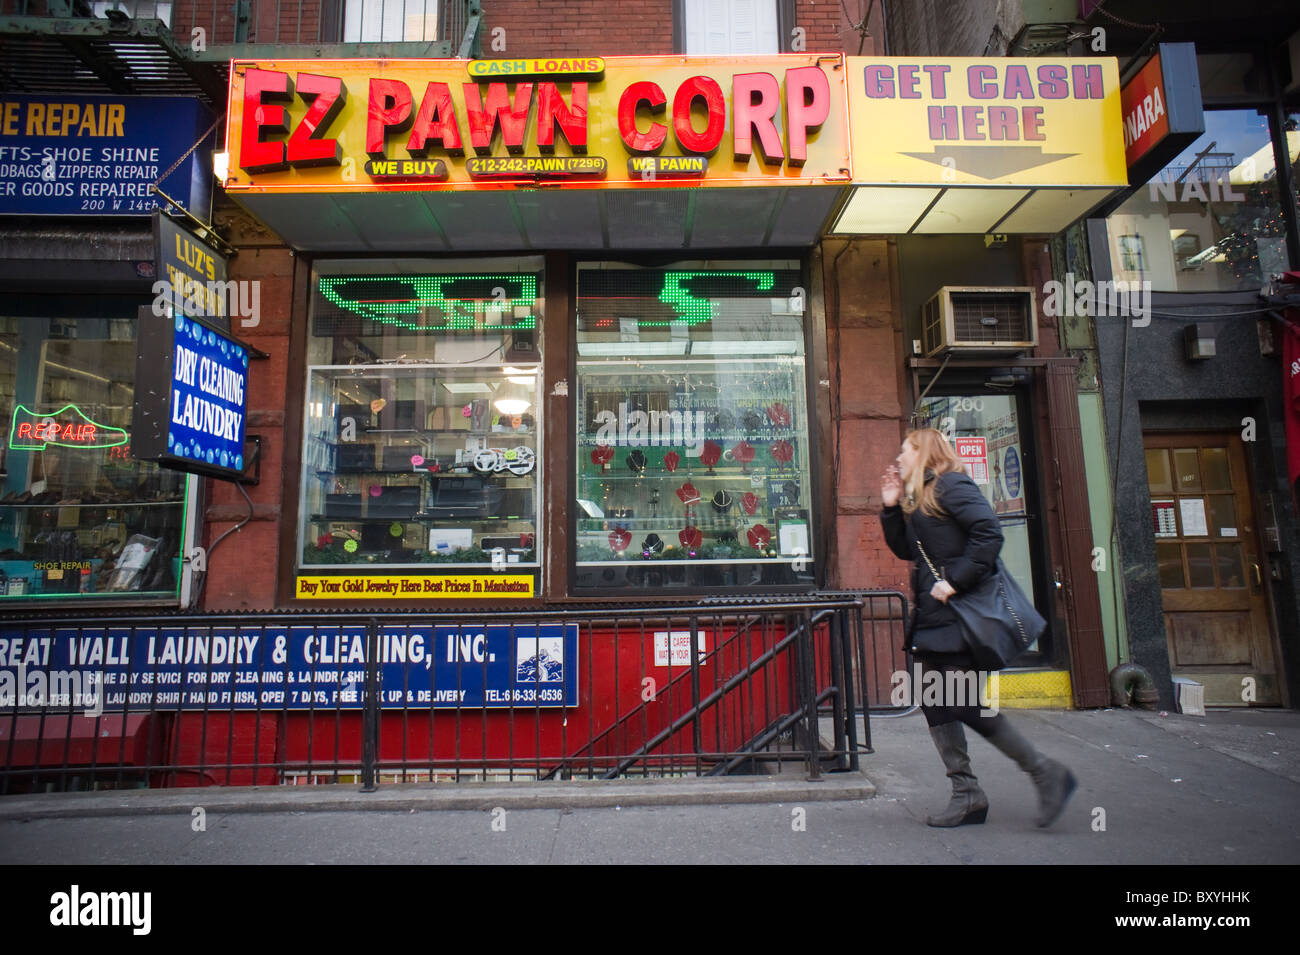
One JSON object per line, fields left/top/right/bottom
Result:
{"left": 913, "top": 651, "right": 1002, "bottom": 738}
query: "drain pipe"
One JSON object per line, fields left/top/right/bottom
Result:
{"left": 1109, "top": 662, "right": 1160, "bottom": 709}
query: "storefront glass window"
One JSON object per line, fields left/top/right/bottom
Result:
{"left": 574, "top": 261, "right": 815, "bottom": 591}
{"left": 915, "top": 394, "right": 1039, "bottom": 645}
{"left": 1106, "top": 109, "right": 1293, "bottom": 292}
{"left": 299, "top": 258, "right": 542, "bottom": 570}
{"left": 0, "top": 309, "right": 189, "bottom": 602}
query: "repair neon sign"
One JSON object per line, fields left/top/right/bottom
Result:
{"left": 9, "top": 403, "right": 129, "bottom": 451}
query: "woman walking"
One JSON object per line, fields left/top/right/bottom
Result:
{"left": 880, "top": 428, "right": 1077, "bottom": 828}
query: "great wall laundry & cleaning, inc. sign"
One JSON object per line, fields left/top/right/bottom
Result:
{"left": 0, "top": 623, "right": 579, "bottom": 711}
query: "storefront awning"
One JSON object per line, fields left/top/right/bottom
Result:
{"left": 232, "top": 186, "right": 845, "bottom": 251}
{"left": 829, "top": 57, "right": 1128, "bottom": 235}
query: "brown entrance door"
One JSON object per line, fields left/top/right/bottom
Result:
{"left": 1144, "top": 433, "right": 1281, "bottom": 706}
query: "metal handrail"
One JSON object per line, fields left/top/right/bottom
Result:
{"left": 557, "top": 607, "right": 781, "bottom": 766}
{"left": 597, "top": 605, "right": 849, "bottom": 779}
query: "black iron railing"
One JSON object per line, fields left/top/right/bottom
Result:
{"left": 1, "top": 592, "right": 907, "bottom": 793}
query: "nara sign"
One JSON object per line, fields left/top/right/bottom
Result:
{"left": 222, "top": 55, "right": 850, "bottom": 192}
{"left": 1118, "top": 43, "right": 1204, "bottom": 187}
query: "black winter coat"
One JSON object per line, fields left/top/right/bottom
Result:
{"left": 880, "top": 470, "right": 1003, "bottom": 653}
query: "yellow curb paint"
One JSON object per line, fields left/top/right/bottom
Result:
{"left": 983, "top": 670, "right": 1074, "bottom": 709}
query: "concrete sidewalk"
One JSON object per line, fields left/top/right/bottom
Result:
{"left": 1, "top": 706, "right": 1297, "bottom": 864}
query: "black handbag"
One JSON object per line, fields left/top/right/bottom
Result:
{"left": 916, "top": 540, "right": 1045, "bottom": 670}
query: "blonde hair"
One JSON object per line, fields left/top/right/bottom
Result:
{"left": 901, "top": 428, "right": 967, "bottom": 517}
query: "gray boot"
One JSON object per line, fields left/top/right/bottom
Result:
{"left": 985, "top": 717, "right": 1077, "bottom": 828}
{"left": 926, "top": 722, "right": 989, "bottom": 827}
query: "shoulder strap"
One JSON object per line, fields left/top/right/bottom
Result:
{"left": 915, "top": 539, "right": 944, "bottom": 584}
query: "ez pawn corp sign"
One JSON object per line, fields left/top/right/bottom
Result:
{"left": 221, "top": 55, "right": 849, "bottom": 192}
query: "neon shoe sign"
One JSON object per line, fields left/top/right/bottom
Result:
{"left": 9, "top": 404, "right": 129, "bottom": 451}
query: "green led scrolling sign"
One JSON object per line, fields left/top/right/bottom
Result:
{"left": 657, "top": 271, "right": 775, "bottom": 326}
{"left": 10, "top": 403, "right": 129, "bottom": 451}
{"left": 318, "top": 273, "right": 539, "bottom": 331}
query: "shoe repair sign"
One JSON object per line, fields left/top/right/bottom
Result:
{"left": 0, "top": 623, "right": 579, "bottom": 711}
{"left": 0, "top": 94, "right": 213, "bottom": 216}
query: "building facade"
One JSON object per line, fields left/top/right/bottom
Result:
{"left": 4, "top": 0, "right": 1290, "bottom": 789}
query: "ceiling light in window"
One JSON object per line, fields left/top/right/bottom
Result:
{"left": 576, "top": 341, "right": 689, "bottom": 357}
{"left": 690, "top": 340, "right": 800, "bottom": 356}
{"left": 441, "top": 381, "right": 493, "bottom": 394}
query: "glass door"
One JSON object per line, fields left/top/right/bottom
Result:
{"left": 916, "top": 391, "right": 1047, "bottom": 656}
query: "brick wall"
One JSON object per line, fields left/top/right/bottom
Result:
{"left": 51, "top": 0, "right": 905, "bottom": 54}
{"left": 199, "top": 244, "right": 293, "bottom": 610}
{"left": 799, "top": 0, "right": 882, "bottom": 54}
{"left": 884, "top": 0, "right": 1021, "bottom": 56}
{"left": 820, "top": 238, "right": 910, "bottom": 597}
{"left": 165, "top": 0, "right": 887, "bottom": 54}
{"left": 480, "top": 0, "right": 881, "bottom": 58}
{"left": 483, "top": 0, "right": 673, "bottom": 57}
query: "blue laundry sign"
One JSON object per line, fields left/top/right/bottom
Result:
{"left": 0, "top": 623, "right": 580, "bottom": 711}
{"left": 133, "top": 311, "right": 252, "bottom": 481}
{"left": 165, "top": 315, "right": 248, "bottom": 474}
{"left": 0, "top": 94, "right": 214, "bottom": 215}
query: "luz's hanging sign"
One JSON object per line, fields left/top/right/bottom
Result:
{"left": 222, "top": 55, "right": 850, "bottom": 192}
{"left": 153, "top": 211, "right": 233, "bottom": 332}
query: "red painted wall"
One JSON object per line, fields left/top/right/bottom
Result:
{"left": 164, "top": 622, "right": 804, "bottom": 784}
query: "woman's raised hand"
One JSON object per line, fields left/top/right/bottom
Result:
{"left": 881, "top": 465, "right": 903, "bottom": 507}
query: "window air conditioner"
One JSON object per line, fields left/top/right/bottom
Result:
{"left": 920, "top": 286, "right": 1037, "bottom": 358}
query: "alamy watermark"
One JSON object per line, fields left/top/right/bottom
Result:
{"left": 151, "top": 276, "right": 261, "bottom": 328}
{"left": 890, "top": 664, "right": 1000, "bottom": 716}
{"left": 0, "top": 663, "right": 103, "bottom": 717}
{"left": 1041, "top": 272, "right": 1151, "bottom": 327}
{"left": 593, "top": 402, "right": 706, "bottom": 455}
{"left": 50, "top": 885, "right": 150, "bottom": 935}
